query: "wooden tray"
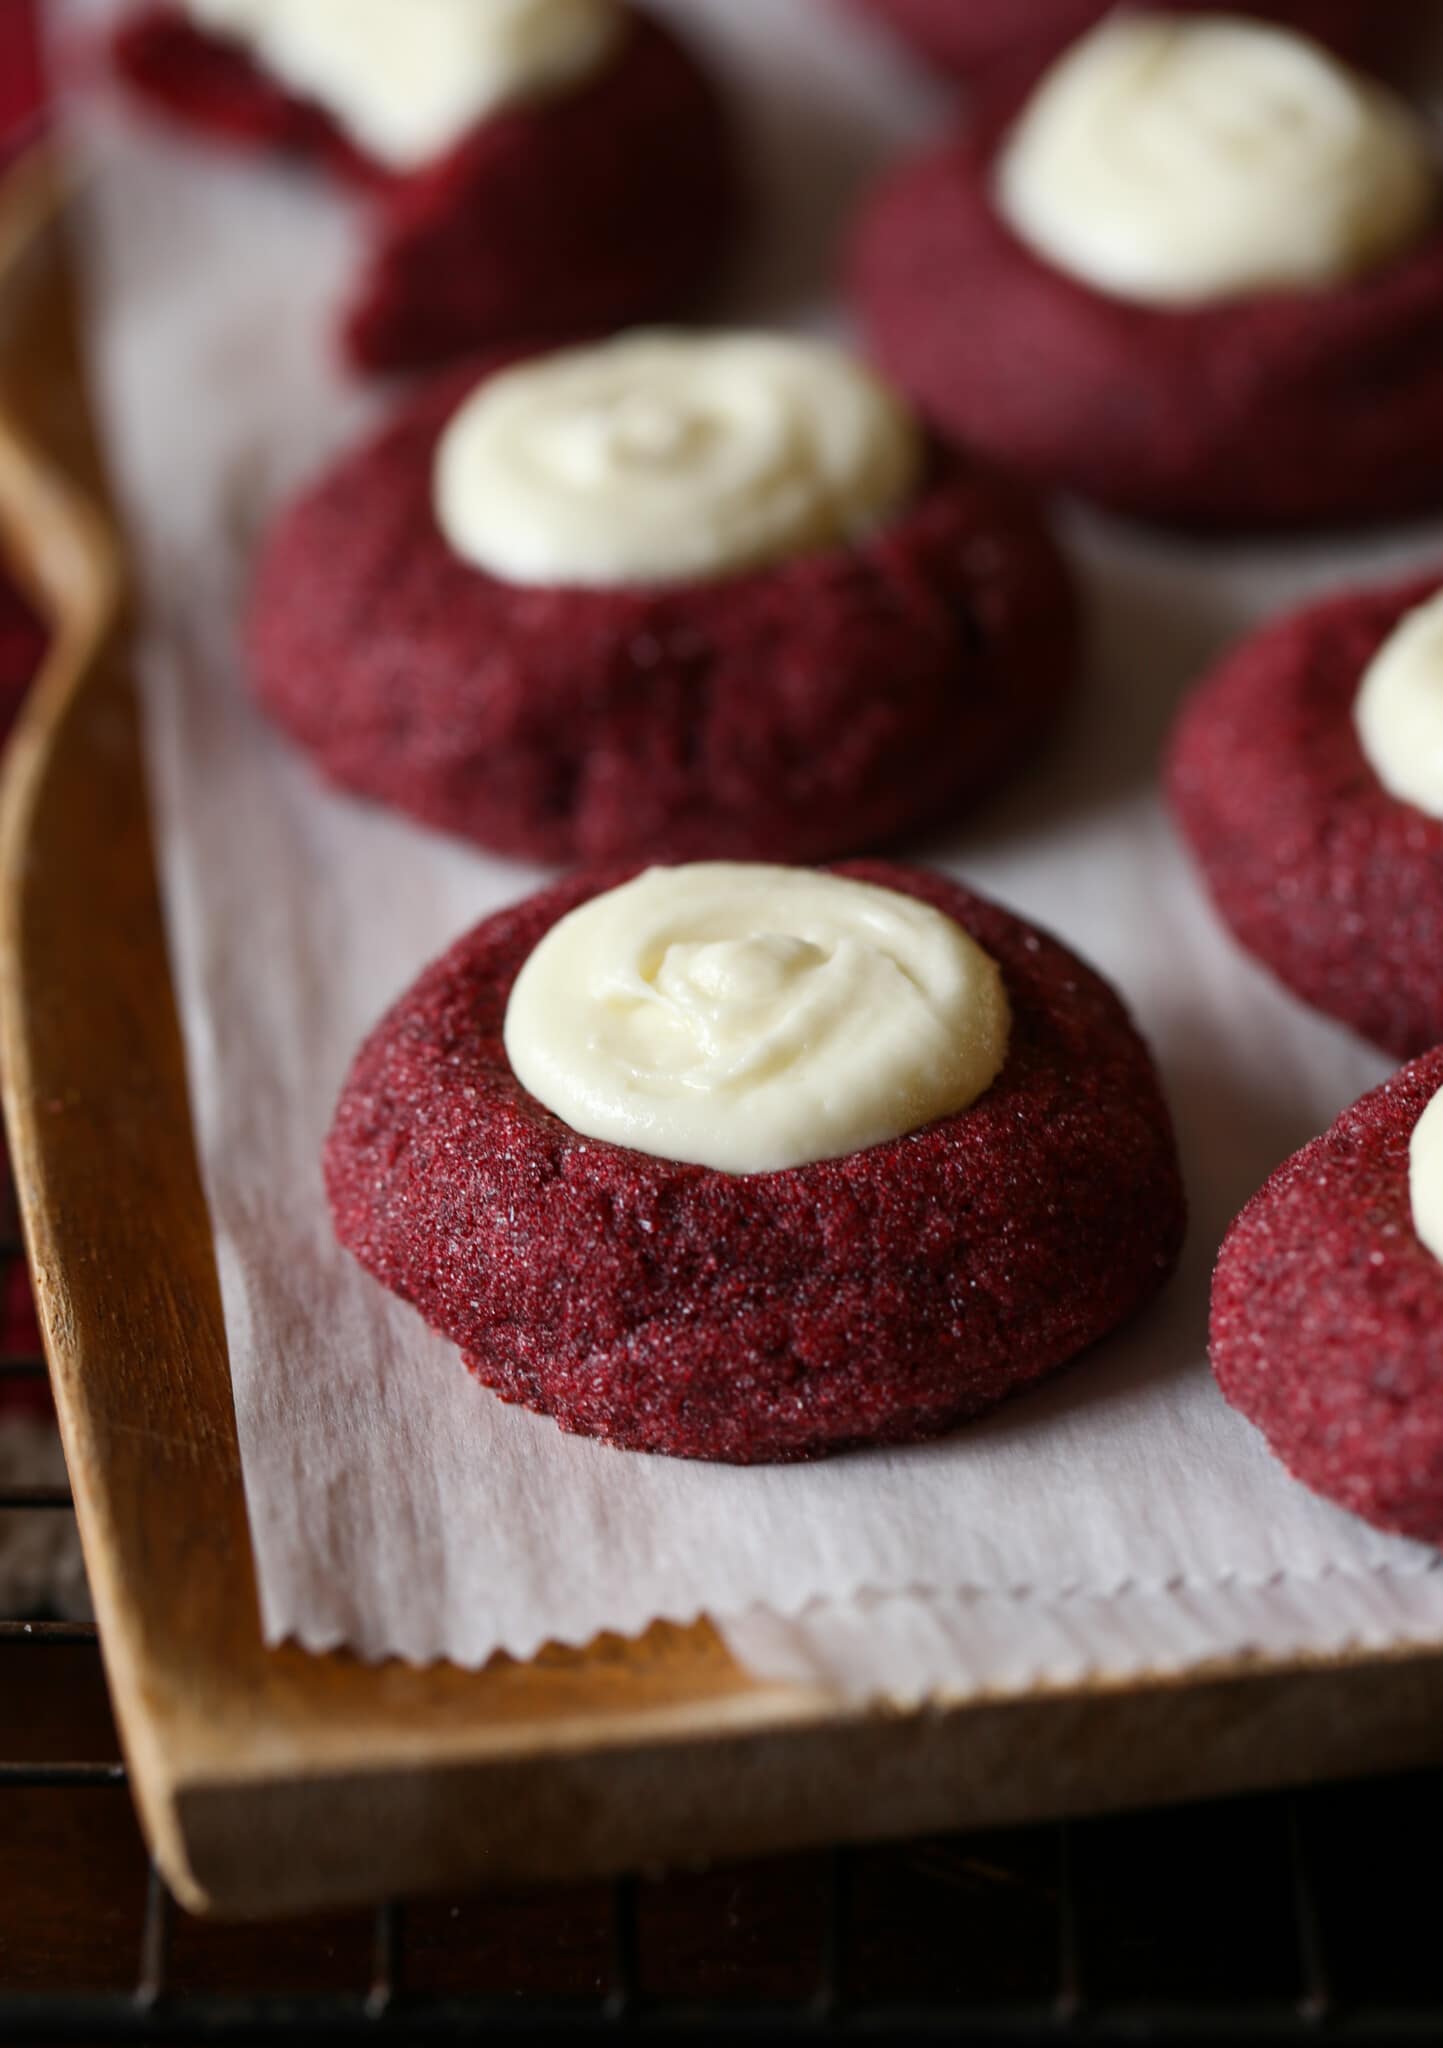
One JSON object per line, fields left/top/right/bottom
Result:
{"left": 4, "top": 152, "right": 1443, "bottom": 1923}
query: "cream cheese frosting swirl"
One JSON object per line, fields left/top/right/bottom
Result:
{"left": 1354, "top": 588, "right": 1443, "bottom": 819}
{"left": 434, "top": 331, "right": 924, "bottom": 589}
{"left": 1411, "top": 1084, "right": 1443, "bottom": 1266}
{"left": 503, "top": 864, "right": 1011, "bottom": 1174}
{"left": 183, "top": 0, "right": 624, "bottom": 170}
{"left": 995, "top": 12, "right": 1436, "bottom": 306}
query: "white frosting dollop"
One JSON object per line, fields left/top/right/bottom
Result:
{"left": 503, "top": 864, "right": 1011, "bottom": 1174}
{"left": 1354, "top": 587, "right": 1443, "bottom": 818}
{"left": 1410, "top": 1084, "right": 1443, "bottom": 1265}
{"left": 183, "top": 0, "right": 624, "bottom": 170}
{"left": 434, "top": 331, "right": 923, "bottom": 589}
{"left": 995, "top": 11, "right": 1436, "bottom": 306}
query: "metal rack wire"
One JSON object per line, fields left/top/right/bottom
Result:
{"left": 4, "top": 1236, "right": 1443, "bottom": 2042}
{"left": 4, "top": 1738, "right": 1443, "bottom": 2042}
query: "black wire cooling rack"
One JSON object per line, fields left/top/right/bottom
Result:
{"left": 4, "top": 1215, "right": 1443, "bottom": 2044}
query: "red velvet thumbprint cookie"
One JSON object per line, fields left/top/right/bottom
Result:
{"left": 848, "top": 0, "right": 1399, "bottom": 88}
{"left": 248, "top": 332, "right": 1079, "bottom": 865}
{"left": 325, "top": 861, "right": 1185, "bottom": 1463}
{"left": 1212, "top": 1049, "right": 1443, "bottom": 1544}
{"left": 851, "top": 12, "right": 1443, "bottom": 530}
{"left": 1168, "top": 568, "right": 1443, "bottom": 1060}
{"left": 115, "top": 0, "right": 741, "bottom": 372}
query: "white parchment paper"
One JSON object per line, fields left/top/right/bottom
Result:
{"left": 59, "top": 0, "right": 1443, "bottom": 1692}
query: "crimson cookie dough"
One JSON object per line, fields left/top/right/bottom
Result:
{"left": 325, "top": 861, "right": 1185, "bottom": 1464}
{"left": 248, "top": 365, "right": 1078, "bottom": 866}
{"left": 850, "top": 59, "right": 1443, "bottom": 530}
{"left": 1212, "top": 1049, "right": 1443, "bottom": 1544}
{"left": 849, "top": 0, "right": 1395, "bottom": 86}
{"left": 114, "top": 6, "right": 740, "bottom": 371}
{"left": 1168, "top": 568, "right": 1443, "bottom": 1059}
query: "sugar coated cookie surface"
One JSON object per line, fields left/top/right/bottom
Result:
{"left": 325, "top": 862, "right": 1185, "bottom": 1463}
{"left": 1212, "top": 1048, "right": 1443, "bottom": 1544}
{"left": 849, "top": 0, "right": 1398, "bottom": 86}
{"left": 114, "top": 5, "right": 740, "bottom": 371}
{"left": 249, "top": 359, "right": 1078, "bottom": 864}
{"left": 850, "top": 37, "right": 1443, "bottom": 530}
{"left": 1168, "top": 568, "right": 1443, "bottom": 1058}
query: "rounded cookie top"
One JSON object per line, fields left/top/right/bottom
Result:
{"left": 181, "top": 0, "right": 626, "bottom": 169}
{"left": 113, "top": 7, "right": 742, "bottom": 372}
{"left": 248, "top": 355, "right": 1077, "bottom": 866}
{"left": 847, "top": 0, "right": 1398, "bottom": 86}
{"left": 849, "top": 31, "right": 1443, "bottom": 528}
{"left": 1212, "top": 1047, "right": 1443, "bottom": 1543}
{"left": 1167, "top": 565, "right": 1443, "bottom": 1059}
{"left": 993, "top": 13, "right": 1434, "bottom": 308}
{"left": 325, "top": 860, "right": 1184, "bottom": 1463}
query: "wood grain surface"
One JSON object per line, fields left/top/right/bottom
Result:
{"left": 3, "top": 149, "right": 1443, "bottom": 1922}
